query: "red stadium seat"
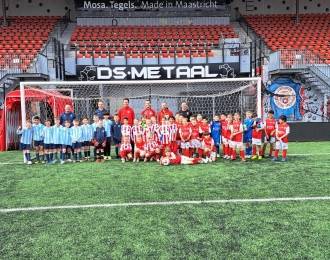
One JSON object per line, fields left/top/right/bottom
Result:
{"left": 0, "top": 16, "right": 60, "bottom": 70}
{"left": 244, "top": 13, "right": 330, "bottom": 64}
{"left": 70, "top": 25, "right": 238, "bottom": 57}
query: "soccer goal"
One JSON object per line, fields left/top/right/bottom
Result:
{"left": 19, "top": 77, "right": 262, "bottom": 126}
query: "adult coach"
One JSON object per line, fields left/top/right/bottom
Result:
{"left": 141, "top": 99, "right": 156, "bottom": 119}
{"left": 95, "top": 100, "right": 109, "bottom": 119}
{"left": 60, "top": 105, "right": 76, "bottom": 126}
{"left": 158, "top": 102, "right": 173, "bottom": 123}
{"left": 178, "top": 101, "right": 192, "bottom": 119}
{"left": 117, "top": 98, "right": 135, "bottom": 126}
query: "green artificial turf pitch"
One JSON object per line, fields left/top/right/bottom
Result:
{"left": 0, "top": 142, "right": 329, "bottom": 259}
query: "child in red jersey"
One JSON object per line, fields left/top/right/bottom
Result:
{"left": 160, "top": 147, "right": 206, "bottom": 166}
{"left": 190, "top": 117, "right": 202, "bottom": 157}
{"left": 220, "top": 114, "right": 228, "bottom": 158}
{"left": 251, "top": 114, "right": 264, "bottom": 160}
{"left": 144, "top": 135, "right": 161, "bottom": 162}
{"left": 175, "top": 114, "right": 183, "bottom": 152}
{"left": 196, "top": 114, "right": 203, "bottom": 127}
{"left": 199, "top": 116, "right": 210, "bottom": 136}
{"left": 230, "top": 113, "right": 246, "bottom": 162}
{"left": 120, "top": 135, "right": 132, "bottom": 163}
{"left": 273, "top": 115, "right": 290, "bottom": 162}
{"left": 224, "top": 114, "right": 233, "bottom": 160}
{"left": 179, "top": 117, "right": 192, "bottom": 157}
{"left": 133, "top": 134, "right": 145, "bottom": 162}
{"left": 175, "top": 113, "right": 182, "bottom": 125}
{"left": 263, "top": 110, "right": 276, "bottom": 157}
{"left": 201, "top": 132, "right": 216, "bottom": 162}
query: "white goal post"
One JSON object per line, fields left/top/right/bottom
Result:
{"left": 19, "top": 77, "right": 262, "bottom": 127}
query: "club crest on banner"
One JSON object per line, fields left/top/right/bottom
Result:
{"left": 273, "top": 86, "right": 296, "bottom": 109}
{"left": 266, "top": 77, "right": 302, "bottom": 121}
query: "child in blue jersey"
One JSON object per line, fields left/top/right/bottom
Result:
{"left": 81, "top": 117, "right": 93, "bottom": 160}
{"left": 60, "top": 120, "right": 72, "bottom": 164}
{"left": 103, "top": 112, "right": 113, "bottom": 160}
{"left": 52, "top": 117, "right": 63, "bottom": 163}
{"left": 111, "top": 114, "right": 122, "bottom": 159}
{"left": 32, "top": 116, "right": 45, "bottom": 163}
{"left": 71, "top": 119, "right": 83, "bottom": 162}
{"left": 210, "top": 115, "right": 221, "bottom": 157}
{"left": 93, "top": 119, "right": 107, "bottom": 162}
{"left": 43, "top": 119, "right": 54, "bottom": 164}
{"left": 17, "top": 119, "right": 33, "bottom": 165}
{"left": 243, "top": 111, "right": 254, "bottom": 158}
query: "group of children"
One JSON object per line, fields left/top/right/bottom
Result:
{"left": 17, "top": 109, "right": 290, "bottom": 165}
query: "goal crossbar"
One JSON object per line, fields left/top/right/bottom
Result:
{"left": 19, "top": 77, "right": 262, "bottom": 126}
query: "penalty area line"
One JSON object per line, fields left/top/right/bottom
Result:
{"left": 1, "top": 196, "right": 329, "bottom": 213}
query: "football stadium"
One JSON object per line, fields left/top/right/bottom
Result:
{"left": 0, "top": 0, "right": 329, "bottom": 258}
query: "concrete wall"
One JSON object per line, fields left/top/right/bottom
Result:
{"left": 1, "top": 0, "right": 329, "bottom": 17}
{"left": 231, "top": 0, "right": 330, "bottom": 15}
{"left": 0, "top": 0, "right": 74, "bottom": 16}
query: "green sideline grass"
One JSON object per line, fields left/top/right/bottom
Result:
{"left": 0, "top": 142, "right": 329, "bottom": 259}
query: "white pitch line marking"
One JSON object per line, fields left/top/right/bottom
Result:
{"left": 1, "top": 196, "right": 329, "bottom": 213}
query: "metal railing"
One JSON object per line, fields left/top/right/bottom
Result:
{"left": 269, "top": 49, "right": 324, "bottom": 71}
{"left": 0, "top": 53, "right": 49, "bottom": 80}
{"left": 309, "top": 64, "right": 330, "bottom": 87}
{"left": 0, "top": 11, "right": 71, "bottom": 82}
{"left": 67, "top": 44, "right": 247, "bottom": 64}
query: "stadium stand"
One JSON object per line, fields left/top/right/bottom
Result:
{"left": 70, "top": 25, "right": 238, "bottom": 64}
{"left": 0, "top": 16, "right": 60, "bottom": 73}
{"left": 244, "top": 14, "right": 330, "bottom": 64}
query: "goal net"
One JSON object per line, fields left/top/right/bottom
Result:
{"left": 18, "top": 78, "right": 261, "bottom": 127}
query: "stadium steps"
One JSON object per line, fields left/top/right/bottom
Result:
{"left": 299, "top": 70, "right": 330, "bottom": 95}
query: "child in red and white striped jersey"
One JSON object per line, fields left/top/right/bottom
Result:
{"left": 120, "top": 135, "right": 132, "bottom": 163}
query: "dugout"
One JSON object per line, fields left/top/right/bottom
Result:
{"left": 0, "top": 88, "right": 73, "bottom": 151}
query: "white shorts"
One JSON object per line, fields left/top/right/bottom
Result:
{"left": 276, "top": 141, "right": 288, "bottom": 150}
{"left": 180, "top": 141, "right": 190, "bottom": 149}
{"left": 180, "top": 155, "right": 191, "bottom": 164}
{"left": 222, "top": 136, "right": 229, "bottom": 145}
{"left": 231, "top": 141, "right": 244, "bottom": 150}
{"left": 252, "top": 138, "right": 262, "bottom": 146}
{"left": 190, "top": 139, "right": 201, "bottom": 149}
{"left": 210, "top": 152, "right": 217, "bottom": 160}
{"left": 264, "top": 136, "right": 276, "bottom": 144}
